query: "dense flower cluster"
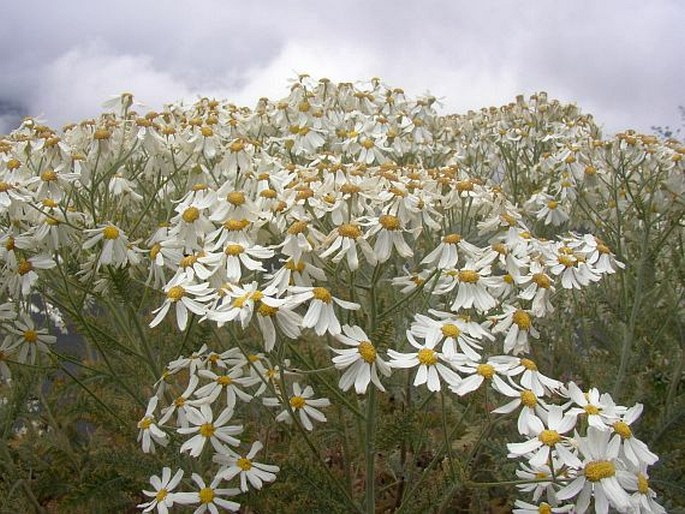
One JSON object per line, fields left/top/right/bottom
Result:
{"left": 1, "top": 75, "right": 680, "bottom": 512}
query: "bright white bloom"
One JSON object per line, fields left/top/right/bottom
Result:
{"left": 492, "top": 306, "right": 539, "bottom": 355}
{"left": 137, "top": 396, "right": 169, "bottom": 454}
{"left": 215, "top": 441, "right": 280, "bottom": 492}
{"left": 150, "top": 277, "right": 212, "bottom": 331}
{"left": 330, "top": 324, "right": 391, "bottom": 394}
{"left": 388, "top": 332, "right": 463, "bottom": 392}
{"left": 506, "top": 405, "right": 580, "bottom": 468}
{"left": 609, "top": 403, "right": 658, "bottom": 466}
{"left": 289, "top": 286, "right": 360, "bottom": 336}
{"left": 263, "top": 382, "right": 330, "bottom": 431}
{"left": 556, "top": 427, "right": 632, "bottom": 514}
{"left": 194, "top": 367, "right": 255, "bottom": 411}
{"left": 138, "top": 467, "right": 185, "bottom": 514}
{"left": 513, "top": 500, "right": 573, "bottom": 514}
{"left": 565, "top": 382, "right": 624, "bottom": 431}
{"left": 319, "top": 222, "right": 376, "bottom": 271}
{"left": 174, "top": 473, "right": 241, "bottom": 514}
{"left": 178, "top": 404, "right": 243, "bottom": 457}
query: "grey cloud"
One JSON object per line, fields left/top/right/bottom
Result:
{"left": 1, "top": 0, "right": 683, "bottom": 135}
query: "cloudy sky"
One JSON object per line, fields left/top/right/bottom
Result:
{"left": 1, "top": 0, "right": 683, "bottom": 136}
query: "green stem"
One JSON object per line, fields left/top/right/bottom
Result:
{"left": 364, "top": 387, "right": 377, "bottom": 514}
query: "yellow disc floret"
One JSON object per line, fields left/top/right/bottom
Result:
{"left": 166, "top": 286, "right": 185, "bottom": 302}
{"left": 477, "top": 363, "right": 495, "bottom": 379}
{"left": 512, "top": 310, "right": 532, "bottom": 330}
{"left": 417, "top": 348, "right": 438, "bottom": 366}
{"left": 441, "top": 323, "right": 461, "bottom": 339}
{"left": 102, "top": 225, "right": 120, "bottom": 240}
{"left": 538, "top": 429, "right": 561, "bottom": 447}
{"left": 290, "top": 396, "right": 306, "bottom": 409}
{"left": 584, "top": 460, "right": 615, "bottom": 482}
{"left": 338, "top": 223, "right": 362, "bottom": 239}
{"left": 312, "top": 287, "right": 333, "bottom": 303}
{"left": 357, "top": 341, "right": 377, "bottom": 363}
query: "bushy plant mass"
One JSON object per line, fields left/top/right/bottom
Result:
{"left": 0, "top": 76, "right": 683, "bottom": 513}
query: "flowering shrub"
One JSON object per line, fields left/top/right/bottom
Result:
{"left": 0, "top": 77, "right": 682, "bottom": 513}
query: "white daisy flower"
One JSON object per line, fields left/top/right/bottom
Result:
{"left": 137, "top": 396, "right": 169, "bottom": 454}
{"left": 263, "top": 382, "right": 330, "bottom": 431}
{"left": 150, "top": 277, "right": 212, "bottom": 331}
{"left": 492, "top": 306, "right": 540, "bottom": 355}
{"left": 288, "top": 286, "right": 360, "bottom": 336}
{"left": 178, "top": 404, "right": 243, "bottom": 457}
{"left": 137, "top": 467, "right": 184, "bottom": 514}
{"left": 330, "top": 324, "right": 391, "bottom": 394}
{"left": 506, "top": 405, "right": 581, "bottom": 468}
{"left": 556, "top": 427, "right": 632, "bottom": 514}
{"left": 388, "top": 331, "right": 463, "bottom": 392}
{"left": 194, "top": 367, "right": 255, "bottom": 411}
{"left": 215, "top": 440, "right": 280, "bottom": 492}
{"left": 319, "top": 222, "right": 376, "bottom": 271}
{"left": 609, "top": 403, "right": 658, "bottom": 466}
{"left": 173, "top": 473, "right": 241, "bottom": 514}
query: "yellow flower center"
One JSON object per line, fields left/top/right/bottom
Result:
{"left": 229, "top": 140, "right": 245, "bottom": 153}
{"left": 477, "top": 363, "right": 495, "bottom": 379}
{"left": 0, "top": 181, "right": 10, "bottom": 192}
{"left": 547, "top": 200, "right": 558, "bottom": 209}
{"left": 520, "top": 390, "right": 537, "bottom": 408}
{"left": 417, "top": 348, "right": 438, "bottom": 366}
{"left": 284, "top": 260, "right": 305, "bottom": 272}
{"left": 94, "top": 128, "right": 111, "bottom": 140}
{"left": 224, "top": 218, "right": 250, "bottom": 231}
{"left": 182, "top": 207, "right": 200, "bottom": 223}
{"left": 225, "top": 244, "right": 245, "bottom": 256}
{"left": 23, "top": 330, "right": 38, "bottom": 343}
{"left": 441, "top": 323, "right": 461, "bottom": 339}
{"left": 612, "top": 421, "right": 632, "bottom": 439}
{"left": 361, "top": 138, "right": 375, "bottom": 149}
{"left": 260, "top": 188, "right": 277, "bottom": 199}
{"left": 227, "top": 191, "right": 246, "bottom": 205}
{"left": 7, "top": 159, "right": 21, "bottom": 170}
{"left": 199, "top": 422, "right": 215, "bottom": 438}
{"left": 258, "top": 303, "right": 279, "bottom": 317}
{"left": 512, "top": 310, "right": 531, "bottom": 330}
{"left": 150, "top": 244, "right": 161, "bottom": 260}
{"left": 199, "top": 487, "right": 215, "bottom": 504}
{"left": 379, "top": 214, "right": 400, "bottom": 231}
{"left": 584, "top": 460, "right": 615, "bottom": 482}
{"left": 458, "top": 269, "right": 480, "bottom": 283}
{"left": 357, "top": 341, "right": 377, "bottom": 363}
{"left": 340, "top": 183, "right": 361, "bottom": 194}
{"left": 174, "top": 396, "right": 185, "bottom": 407}
{"left": 443, "top": 233, "right": 461, "bottom": 245}
{"left": 166, "top": 286, "right": 185, "bottom": 302}
{"left": 584, "top": 165, "right": 597, "bottom": 176}
{"left": 102, "top": 226, "right": 120, "bottom": 240}
{"left": 237, "top": 456, "right": 253, "bottom": 471}
{"left": 558, "top": 254, "right": 575, "bottom": 267}
{"left": 532, "top": 273, "right": 551, "bottom": 289}
{"left": 492, "top": 243, "right": 507, "bottom": 254}
{"left": 290, "top": 396, "right": 306, "bottom": 409}
{"left": 312, "top": 287, "right": 333, "bottom": 303}
{"left": 538, "top": 503, "right": 552, "bottom": 514}
{"left": 338, "top": 223, "right": 362, "bottom": 239}
{"left": 155, "top": 488, "right": 168, "bottom": 502}
{"left": 637, "top": 473, "right": 649, "bottom": 494}
{"left": 584, "top": 404, "right": 600, "bottom": 416}
{"left": 180, "top": 255, "right": 198, "bottom": 268}
{"left": 287, "top": 220, "right": 308, "bottom": 235}
{"left": 538, "top": 429, "right": 560, "bottom": 447}
{"left": 217, "top": 375, "right": 233, "bottom": 386}
{"left": 138, "top": 416, "right": 153, "bottom": 430}
{"left": 41, "top": 169, "right": 57, "bottom": 182}
{"left": 17, "top": 260, "right": 33, "bottom": 275}
{"left": 520, "top": 358, "right": 538, "bottom": 371}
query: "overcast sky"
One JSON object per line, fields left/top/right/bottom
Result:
{"left": 1, "top": 0, "right": 683, "bottom": 137}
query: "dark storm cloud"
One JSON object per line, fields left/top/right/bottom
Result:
{"left": 1, "top": 0, "right": 683, "bottom": 135}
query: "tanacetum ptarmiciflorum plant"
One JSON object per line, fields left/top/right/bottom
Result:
{"left": 0, "top": 76, "right": 682, "bottom": 513}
